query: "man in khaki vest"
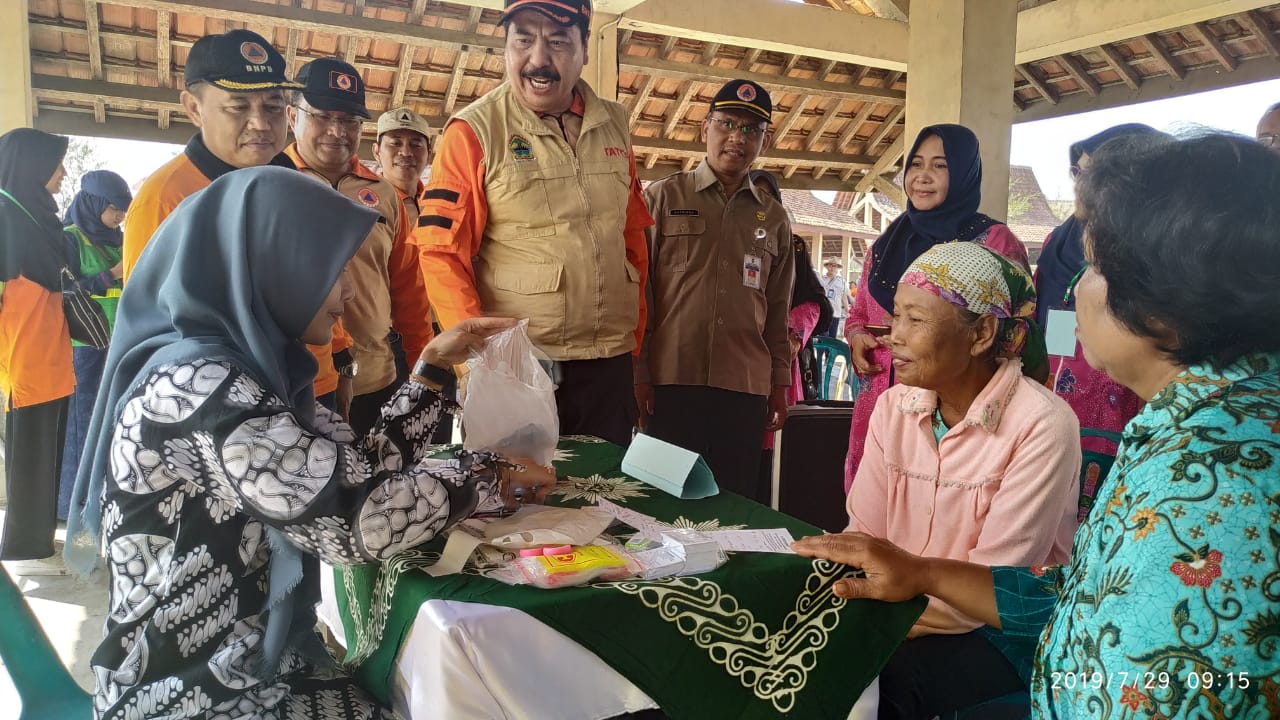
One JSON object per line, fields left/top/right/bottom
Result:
{"left": 414, "top": 0, "right": 653, "bottom": 447}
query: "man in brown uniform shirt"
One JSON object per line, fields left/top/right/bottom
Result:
{"left": 637, "top": 80, "right": 795, "bottom": 502}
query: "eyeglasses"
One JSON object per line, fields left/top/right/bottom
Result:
{"left": 1069, "top": 165, "right": 1085, "bottom": 180}
{"left": 296, "top": 106, "right": 363, "bottom": 130}
{"left": 1259, "top": 134, "right": 1279, "bottom": 148}
{"left": 706, "top": 116, "right": 768, "bottom": 138}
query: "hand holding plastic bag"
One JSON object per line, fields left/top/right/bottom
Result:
{"left": 461, "top": 319, "right": 559, "bottom": 467}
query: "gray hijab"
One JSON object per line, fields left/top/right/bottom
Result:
{"left": 65, "top": 166, "right": 377, "bottom": 679}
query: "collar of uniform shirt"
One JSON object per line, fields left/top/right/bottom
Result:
{"left": 692, "top": 158, "right": 768, "bottom": 204}
{"left": 538, "top": 89, "right": 585, "bottom": 142}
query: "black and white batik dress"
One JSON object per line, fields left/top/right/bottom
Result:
{"left": 91, "top": 359, "right": 499, "bottom": 720}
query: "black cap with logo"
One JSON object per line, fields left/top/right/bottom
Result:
{"left": 295, "top": 58, "right": 370, "bottom": 118}
{"left": 183, "top": 29, "right": 302, "bottom": 92}
{"left": 499, "top": 0, "right": 593, "bottom": 31}
{"left": 709, "top": 80, "right": 772, "bottom": 123}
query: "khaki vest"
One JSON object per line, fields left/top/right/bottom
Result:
{"left": 453, "top": 81, "right": 640, "bottom": 361}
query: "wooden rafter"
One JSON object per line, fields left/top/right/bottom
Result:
{"left": 620, "top": 55, "right": 904, "bottom": 105}
{"left": 1056, "top": 52, "right": 1100, "bottom": 97}
{"left": 1016, "top": 63, "right": 1059, "bottom": 104}
{"left": 1098, "top": 44, "right": 1141, "bottom": 90}
{"left": 881, "top": 70, "right": 901, "bottom": 89}
{"left": 701, "top": 42, "right": 722, "bottom": 65}
{"left": 803, "top": 98, "right": 844, "bottom": 151}
{"left": 391, "top": 46, "right": 418, "bottom": 109}
{"left": 84, "top": 0, "right": 103, "bottom": 80}
{"left": 156, "top": 10, "right": 171, "bottom": 130}
{"left": 781, "top": 53, "right": 803, "bottom": 76}
{"left": 629, "top": 75, "right": 659, "bottom": 124}
{"left": 771, "top": 96, "right": 811, "bottom": 144}
{"left": 1238, "top": 10, "right": 1280, "bottom": 58}
{"left": 660, "top": 35, "right": 679, "bottom": 58}
{"left": 285, "top": 29, "right": 299, "bottom": 73}
{"left": 1188, "top": 22, "right": 1237, "bottom": 72}
{"left": 739, "top": 48, "right": 762, "bottom": 71}
{"left": 832, "top": 101, "right": 879, "bottom": 153}
{"left": 862, "top": 105, "right": 903, "bottom": 153}
{"left": 853, "top": 134, "right": 905, "bottom": 192}
{"left": 156, "top": 11, "right": 171, "bottom": 88}
{"left": 664, "top": 81, "right": 700, "bottom": 136}
{"left": 439, "top": 7, "right": 484, "bottom": 114}
{"left": 1142, "top": 33, "right": 1186, "bottom": 80}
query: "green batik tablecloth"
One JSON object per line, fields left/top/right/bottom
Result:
{"left": 334, "top": 436, "right": 925, "bottom": 719}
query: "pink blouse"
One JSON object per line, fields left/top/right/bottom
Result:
{"left": 847, "top": 358, "right": 1080, "bottom": 635}
{"left": 842, "top": 224, "right": 1031, "bottom": 492}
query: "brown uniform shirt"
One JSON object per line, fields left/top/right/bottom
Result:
{"left": 638, "top": 160, "right": 795, "bottom": 396}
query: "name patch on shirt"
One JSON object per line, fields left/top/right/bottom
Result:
{"left": 604, "top": 147, "right": 629, "bottom": 158}
{"left": 668, "top": 209, "right": 700, "bottom": 216}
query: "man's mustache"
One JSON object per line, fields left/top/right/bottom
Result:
{"left": 521, "top": 68, "right": 561, "bottom": 82}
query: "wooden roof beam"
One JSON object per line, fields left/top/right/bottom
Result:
{"left": 105, "top": 0, "right": 505, "bottom": 53}
{"left": 84, "top": 0, "right": 103, "bottom": 80}
{"left": 771, "top": 97, "right": 812, "bottom": 145}
{"left": 620, "top": 55, "right": 904, "bottom": 105}
{"left": 861, "top": 0, "right": 908, "bottom": 21}
{"left": 633, "top": 134, "right": 876, "bottom": 170}
{"left": 862, "top": 105, "right": 903, "bottom": 154}
{"left": 628, "top": 74, "right": 658, "bottom": 124}
{"left": 1098, "top": 44, "right": 1142, "bottom": 90}
{"left": 853, "top": 134, "right": 905, "bottom": 192}
{"left": 619, "top": 0, "right": 909, "bottom": 71}
{"left": 1056, "top": 52, "right": 1100, "bottom": 97}
{"left": 1143, "top": 33, "right": 1187, "bottom": 80}
{"left": 1015, "top": 0, "right": 1272, "bottom": 64}
{"left": 1188, "top": 22, "right": 1239, "bottom": 71}
{"left": 831, "top": 101, "right": 879, "bottom": 154}
{"left": 1016, "top": 63, "right": 1059, "bottom": 104}
{"left": 392, "top": 46, "right": 419, "bottom": 110}
{"left": 663, "top": 81, "right": 700, "bottom": 136}
{"left": 1236, "top": 10, "right": 1280, "bottom": 57}
{"left": 803, "top": 99, "right": 844, "bottom": 152}
{"left": 1238, "top": 10, "right": 1280, "bottom": 57}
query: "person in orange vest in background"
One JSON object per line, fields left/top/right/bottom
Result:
{"left": 415, "top": 0, "right": 652, "bottom": 447}
{"left": 0, "top": 128, "right": 72, "bottom": 573}
{"left": 286, "top": 58, "right": 435, "bottom": 435}
{"left": 118, "top": 30, "right": 355, "bottom": 413}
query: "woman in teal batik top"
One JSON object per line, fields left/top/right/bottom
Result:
{"left": 795, "top": 132, "right": 1280, "bottom": 719}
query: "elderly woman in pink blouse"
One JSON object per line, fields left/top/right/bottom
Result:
{"left": 848, "top": 242, "right": 1080, "bottom": 719}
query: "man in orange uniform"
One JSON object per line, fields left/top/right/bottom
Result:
{"left": 119, "top": 30, "right": 356, "bottom": 411}
{"left": 374, "top": 107, "right": 433, "bottom": 229}
{"left": 415, "top": 0, "right": 652, "bottom": 447}
{"left": 286, "top": 58, "right": 435, "bottom": 434}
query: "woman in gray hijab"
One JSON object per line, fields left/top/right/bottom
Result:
{"left": 66, "top": 166, "right": 551, "bottom": 719}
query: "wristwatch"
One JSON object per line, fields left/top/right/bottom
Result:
{"left": 337, "top": 361, "right": 360, "bottom": 379}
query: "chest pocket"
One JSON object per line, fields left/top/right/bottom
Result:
{"left": 658, "top": 215, "right": 704, "bottom": 271}
{"left": 490, "top": 161, "right": 572, "bottom": 241}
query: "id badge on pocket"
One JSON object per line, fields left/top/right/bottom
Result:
{"left": 743, "top": 254, "right": 762, "bottom": 289}
{"left": 1046, "top": 309, "right": 1079, "bottom": 357}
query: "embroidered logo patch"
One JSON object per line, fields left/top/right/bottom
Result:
{"left": 357, "top": 188, "right": 379, "bottom": 207}
{"left": 756, "top": 211, "right": 767, "bottom": 221}
{"left": 240, "top": 41, "right": 270, "bottom": 65}
{"left": 737, "top": 83, "right": 757, "bottom": 103}
{"left": 509, "top": 134, "right": 535, "bottom": 161}
{"left": 330, "top": 71, "right": 357, "bottom": 93}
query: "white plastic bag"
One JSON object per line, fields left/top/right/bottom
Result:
{"left": 461, "top": 319, "right": 559, "bottom": 466}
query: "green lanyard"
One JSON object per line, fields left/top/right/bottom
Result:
{"left": 0, "top": 188, "right": 38, "bottom": 226}
{"left": 1061, "top": 266, "right": 1087, "bottom": 307}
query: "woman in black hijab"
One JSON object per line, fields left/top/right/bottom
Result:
{"left": 0, "top": 128, "right": 74, "bottom": 568}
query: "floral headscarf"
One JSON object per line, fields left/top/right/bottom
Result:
{"left": 899, "top": 241, "right": 1046, "bottom": 376}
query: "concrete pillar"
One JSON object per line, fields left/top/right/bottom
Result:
{"left": 0, "top": 0, "right": 34, "bottom": 132}
{"left": 809, "top": 232, "right": 822, "bottom": 270}
{"left": 905, "top": 0, "right": 1016, "bottom": 217}
{"left": 585, "top": 12, "right": 620, "bottom": 101}
{"left": 840, "top": 235, "right": 852, "bottom": 276}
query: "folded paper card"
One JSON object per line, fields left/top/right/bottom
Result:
{"left": 621, "top": 433, "right": 719, "bottom": 499}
